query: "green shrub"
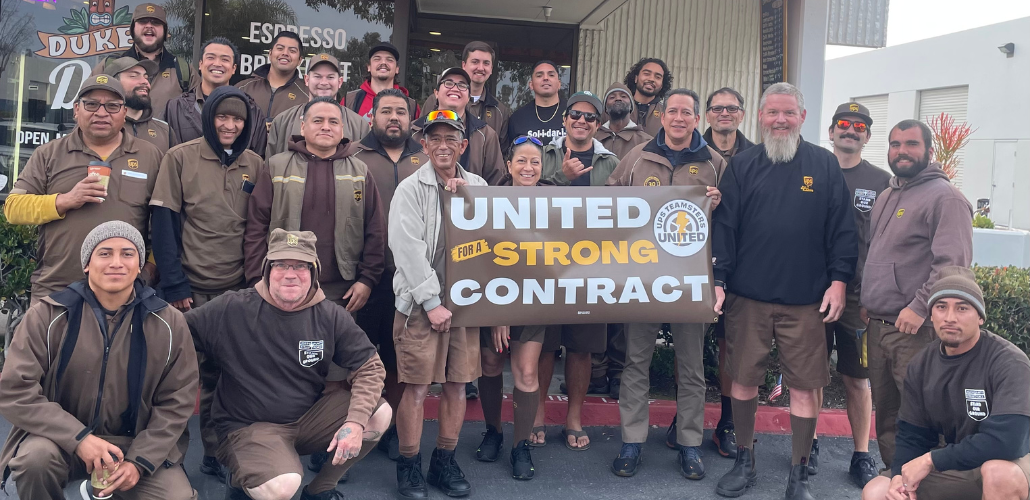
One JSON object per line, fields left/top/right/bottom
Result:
{"left": 0, "top": 208, "right": 37, "bottom": 307}
{"left": 974, "top": 266, "right": 1030, "bottom": 353}
{"left": 973, "top": 214, "right": 995, "bottom": 229}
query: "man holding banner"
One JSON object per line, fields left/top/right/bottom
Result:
{"left": 712, "top": 82, "right": 857, "bottom": 500}
{"left": 606, "top": 88, "right": 726, "bottom": 480}
{"left": 389, "top": 110, "right": 489, "bottom": 499}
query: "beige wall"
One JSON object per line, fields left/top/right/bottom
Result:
{"left": 577, "top": 0, "right": 762, "bottom": 141}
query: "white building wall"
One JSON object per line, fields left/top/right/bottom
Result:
{"left": 821, "top": 17, "right": 1030, "bottom": 230}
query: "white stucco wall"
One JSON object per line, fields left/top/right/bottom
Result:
{"left": 821, "top": 17, "right": 1030, "bottom": 230}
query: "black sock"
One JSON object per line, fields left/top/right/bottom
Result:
{"left": 852, "top": 450, "right": 869, "bottom": 460}
{"left": 718, "top": 395, "right": 734, "bottom": 428}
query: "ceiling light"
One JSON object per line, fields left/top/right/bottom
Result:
{"left": 204, "top": 12, "right": 209, "bottom": 15}
{"left": 543, "top": 6, "right": 553, "bottom": 21}
{"left": 429, "top": 31, "right": 442, "bottom": 36}
{"left": 561, "top": 65, "right": 570, "bottom": 68}
{"left": 242, "top": 37, "right": 250, "bottom": 40}
{"left": 430, "top": 48, "right": 441, "bottom": 52}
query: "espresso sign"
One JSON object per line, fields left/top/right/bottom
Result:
{"left": 444, "top": 186, "right": 717, "bottom": 327}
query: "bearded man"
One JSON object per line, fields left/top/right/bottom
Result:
{"left": 711, "top": 82, "right": 858, "bottom": 500}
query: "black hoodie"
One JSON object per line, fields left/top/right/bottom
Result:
{"left": 151, "top": 86, "right": 256, "bottom": 302}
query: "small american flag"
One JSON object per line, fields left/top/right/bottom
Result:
{"left": 768, "top": 374, "right": 784, "bottom": 402}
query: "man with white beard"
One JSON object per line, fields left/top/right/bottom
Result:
{"left": 711, "top": 82, "right": 858, "bottom": 500}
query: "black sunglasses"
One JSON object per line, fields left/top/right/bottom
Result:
{"left": 566, "top": 109, "right": 598, "bottom": 123}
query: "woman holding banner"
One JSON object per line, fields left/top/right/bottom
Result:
{"left": 475, "top": 136, "right": 549, "bottom": 481}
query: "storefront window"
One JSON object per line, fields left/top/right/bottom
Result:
{"left": 406, "top": 15, "right": 576, "bottom": 112}
{"left": 200, "top": 0, "right": 393, "bottom": 91}
{"left": 0, "top": 0, "right": 193, "bottom": 195}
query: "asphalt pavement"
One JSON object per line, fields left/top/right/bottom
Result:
{"left": 0, "top": 416, "right": 879, "bottom": 500}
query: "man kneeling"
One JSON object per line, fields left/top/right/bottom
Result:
{"left": 863, "top": 267, "right": 1030, "bottom": 500}
{"left": 186, "top": 229, "right": 391, "bottom": 500}
{"left": 0, "top": 221, "right": 199, "bottom": 500}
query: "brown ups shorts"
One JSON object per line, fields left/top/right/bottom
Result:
{"left": 394, "top": 305, "right": 481, "bottom": 385}
{"left": 217, "top": 388, "right": 387, "bottom": 489}
{"left": 914, "top": 455, "right": 1030, "bottom": 500}
{"left": 724, "top": 293, "right": 830, "bottom": 390}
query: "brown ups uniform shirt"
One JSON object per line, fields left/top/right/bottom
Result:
{"left": 124, "top": 110, "right": 178, "bottom": 155}
{"left": 10, "top": 130, "right": 161, "bottom": 299}
{"left": 235, "top": 65, "right": 310, "bottom": 128}
{"left": 150, "top": 138, "right": 263, "bottom": 291}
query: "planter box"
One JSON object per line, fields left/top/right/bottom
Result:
{"left": 973, "top": 227, "right": 1030, "bottom": 268}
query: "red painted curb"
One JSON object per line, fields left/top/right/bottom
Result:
{"left": 425, "top": 394, "right": 876, "bottom": 438}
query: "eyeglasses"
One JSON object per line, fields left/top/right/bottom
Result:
{"left": 270, "top": 262, "right": 313, "bottom": 272}
{"left": 79, "top": 100, "right": 125, "bottom": 114}
{"left": 439, "top": 80, "right": 470, "bottom": 92}
{"left": 512, "top": 135, "right": 543, "bottom": 147}
{"left": 566, "top": 110, "right": 598, "bottom": 123}
{"left": 427, "top": 109, "right": 459, "bottom": 122}
{"left": 708, "top": 105, "right": 743, "bottom": 114}
{"left": 836, "top": 119, "right": 868, "bottom": 133}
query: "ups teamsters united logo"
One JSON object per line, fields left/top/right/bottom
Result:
{"left": 653, "top": 199, "right": 709, "bottom": 257}
{"left": 643, "top": 176, "right": 661, "bottom": 187}
{"left": 299, "top": 340, "right": 324, "bottom": 367}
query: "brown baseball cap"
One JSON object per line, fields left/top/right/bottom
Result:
{"left": 307, "top": 53, "right": 340, "bottom": 73}
{"left": 832, "top": 102, "right": 873, "bottom": 126}
{"left": 105, "top": 56, "right": 159, "bottom": 79}
{"left": 132, "top": 3, "right": 167, "bottom": 24}
{"left": 76, "top": 74, "right": 125, "bottom": 101}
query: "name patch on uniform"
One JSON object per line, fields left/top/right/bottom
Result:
{"left": 122, "top": 170, "right": 147, "bottom": 179}
{"left": 854, "top": 188, "right": 877, "bottom": 212}
{"left": 965, "top": 388, "right": 989, "bottom": 421}
{"left": 299, "top": 340, "right": 324, "bottom": 367}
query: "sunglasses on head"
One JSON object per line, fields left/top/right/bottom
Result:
{"left": 513, "top": 135, "right": 544, "bottom": 147}
{"left": 836, "top": 119, "right": 868, "bottom": 133}
{"left": 427, "top": 109, "right": 459, "bottom": 122}
{"left": 566, "top": 109, "right": 598, "bottom": 123}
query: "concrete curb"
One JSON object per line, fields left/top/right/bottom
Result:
{"left": 425, "top": 393, "right": 875, "bottom": 438}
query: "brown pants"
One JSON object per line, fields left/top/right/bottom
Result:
{"left": 866, "top": 319, "right": 936, "bottom": 468}
{"left": 193, "top": 286, "right": 241, "bottom": 458}
{"left": 591, "top": 323, "right": 627, "bottom": 380}
{"left": 217, "top": 387, "right": 386, "bottom": 489}
{"left": 620, "top": 322, "right": 706, "bottom": 446}
{"left": 8, "top": 435, "right": 196, "bottom": 500}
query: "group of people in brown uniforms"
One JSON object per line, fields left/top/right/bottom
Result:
{"left": 2, "top": 6, "right": 1028, "bottom": 499}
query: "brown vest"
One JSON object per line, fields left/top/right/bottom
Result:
{"left": 266, "top": 152, "right": 367, "bottom": 280}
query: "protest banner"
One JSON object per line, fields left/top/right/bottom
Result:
{"left": 444, "top": 185, "right": 718, "bottom": 327}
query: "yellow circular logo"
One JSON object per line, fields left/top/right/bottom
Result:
{"left": 146, "top": 5, "right": 155, "bottom": 13}
{"left": 643, "top": 176, "right": 661, "bottom": 187}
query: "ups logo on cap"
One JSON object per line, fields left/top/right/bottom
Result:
{"left": 849, "top": 103, "right": 860, "bottom": 112}
{"left": 288, "top": 93, "right": 296, "bottom": 100}
{"left": 146, "top": 5, "right": 155, "bottom": 12}
{"left": 320, "top": 54, "right": 329, "bottom": 60}
{"left": 148, "top": 129, "right": 156, "bottom": 137}
{"left": 96, "top": 75, "right": 109, "bottom": 84}
{"left": 127, "top": 159, "right": 139, "bottom": 170}
{"left": 287, "top": 234, "right": 299, "bottom": 246}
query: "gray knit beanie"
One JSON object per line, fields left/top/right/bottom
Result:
{"left": 927, "top": 266, "right": 986, "bottom": 319}
{"left": 80, "top": 221, "right": 146, "bottom": 270}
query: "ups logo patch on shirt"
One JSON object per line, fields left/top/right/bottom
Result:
{"left": 896, "top": 209, "right": 906, "bottom": 218}
{"left": 162, "top": 70, "right": 170, "bottom": 79}
{"left": 801, "top": 176, "right": 814, "bottom": 192}
{"left": 689, "top": 165, "right": 699, "bottom": 175}
{"left": 148, "top": 129, "right": 157, "bottom": 137}
{"left": 288, "top": 93, "right": 297, "bottom": 100}
{"left": 127, "top": 159, "right": 139, "bottom": 170}
{"left": 354, "top": 189, "right": 363, "bottom": 202}
{"left": 643, "top": 176, "right": 661, "bottom": 187}
{"left": 411, "top": 157, "right": 420, "bottom": 165}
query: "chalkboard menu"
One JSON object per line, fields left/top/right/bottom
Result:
{"left": 761, "top": 0, "right": 787, "bottom": 90}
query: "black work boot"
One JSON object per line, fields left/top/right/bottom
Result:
{"left": 716, "top": 446, "right": 757, "bottom": 498}
{"left": 378, "top": 425, "right": 401, "bottom": 461}
{"left": 396, "top": 453, "right": 428, "bottom": 499}
{"left": 807, "top": 439, "right": 819, "bottom": 475}
{"left": 223, "top": 472, "right": 249, "bottom": 500}
{"left": 712, "top": 423, "right": 738, "bottom": 458}
{"left": 849, "top": 452, "right": 878, "bottom": 488}
{"left": 201, "top": 455, "right": 227, "bottom": 482}
{"left": 475, "top": 425, "right": 504, "bottom": 462}
{"left": 426, "top": 448, "right": 471, "bottom": 497}
{"left": 784, "top": 458, "right": 816, "bottom": 500}
{"left": 300, "top": 486, "right": 345, "bottom": 500}
{"left": 510, "top": 440, "right": 535, "bottom": 480}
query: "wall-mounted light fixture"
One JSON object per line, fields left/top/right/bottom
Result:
{"left": 998, "top": 42, "right": 1015, "bottom": 58}
{"left": 543, "top": 6, "right": 553, "bottom": 22}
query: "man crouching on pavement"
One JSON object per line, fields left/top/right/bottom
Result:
{"left": 0, "top": 221, "right": 199, "bottom": 500}
{"left": 185, "top": 228, "right": 390, "bottom": 500}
